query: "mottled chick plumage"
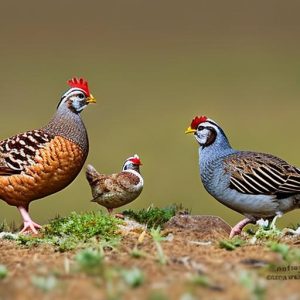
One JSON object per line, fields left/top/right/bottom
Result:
{"left": 86, "top": 155, "right": 143, "bottom": 214}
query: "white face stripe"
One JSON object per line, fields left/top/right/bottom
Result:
{"left": 57, "top": 88, "right": 86, "bottom": 109}
{"left": 63, "top": 88, "right": 86, "bottom": 98}
{"left": 197, "top": 121, "right": 219, "bottom": 132}
{"left": 194, "top": 120, "right": 220, "bottom": 146}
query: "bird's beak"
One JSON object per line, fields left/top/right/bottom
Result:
{"left": 185, "top": 126, "right": 196, "bottom": 134}
{"left": 86, "top": 94, "right": 96, "bottom": 104}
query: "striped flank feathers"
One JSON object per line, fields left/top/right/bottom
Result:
{"left": 224, "top": 152, "right": 300, "bottom": 198}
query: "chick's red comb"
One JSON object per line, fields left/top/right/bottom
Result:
{"left": 190, "top": 116, "right": 207, "bottom": 129}
{"left": 129, "top": 155, "right": 142, "bottom": 165}
{"left": 67, "top": 77, "right": 90, "bottom": 97}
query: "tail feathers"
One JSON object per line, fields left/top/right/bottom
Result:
{"left": 86, "top": 164, "right": 100, "bottom": 185}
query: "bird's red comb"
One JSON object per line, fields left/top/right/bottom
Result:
{"left": 67, "top": 77, "right": 90, "bottom": 97}
{"left": 129, "top": 155, "right": 142, "bottom": 165}
{"left": 190, "top": 116, "right": 207, "bottom": 129}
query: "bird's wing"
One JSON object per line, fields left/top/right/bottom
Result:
{"left": 0, "top": 130, "right": 53, "bottom": 175}
{"left": 115, "top": 172, "right": 141, "bottom": 190}
{"left": 223, "top": 151, "right": 300, "bottom": 197}
{"left": 0, "top": 164, "right": 19, "bottom": 175}
{"left": 90, "top": 172, "right": 141, "bottom": 200}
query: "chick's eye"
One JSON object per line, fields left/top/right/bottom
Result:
{"left": 78, "top": 93, "right": 85, "bottom": 99}
{"left": 198, "top": 126, "right": 205, "bottom": 131}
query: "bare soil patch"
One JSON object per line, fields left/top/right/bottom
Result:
{"left": 0, "top": 215, "right": 299, "bottom": 300}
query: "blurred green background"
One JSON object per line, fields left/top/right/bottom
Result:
{"left": 0, "top": 0, "right": 300, "bottom": 228}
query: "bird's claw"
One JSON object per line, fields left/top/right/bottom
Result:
{"left": 20, "top": 221, "right": 42, "bottom": 235}
{"left": 114, "top": 213, "right": 125, "bottom": 219}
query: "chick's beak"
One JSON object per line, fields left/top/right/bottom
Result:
{"left": 86, "top": 94, "right": 96, "bottom": 104}
{"left": 185, "top": 126, "right": 196, "bottom": 134}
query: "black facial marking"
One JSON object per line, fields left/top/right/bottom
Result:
{"left": 197, "top": 126, "right": 217, "bottom": 147}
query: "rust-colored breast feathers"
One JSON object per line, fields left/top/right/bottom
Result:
{"left": 0, "top": 132, "right": 85, "bottom": 207}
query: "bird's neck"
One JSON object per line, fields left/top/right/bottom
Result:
{"left": 123, "top": 164, "right": 141, "bottom": 174}
{"left": 124, "top": 169, "right": 144, "bottom": 188}
{"left": 199, "top": 133, "right": 235, "bottom": 164}
{"left": 130, "top": 166, "right": 140, "bottom": 173}
{"left": 43, "top": 105, "right": 89, "bottom": 153}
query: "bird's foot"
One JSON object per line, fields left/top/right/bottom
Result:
{"left": 113, "top": 213, "right": 125, "bottom": 219}
{"left": 18, "top": 206, "right": 42, "bottom": 235}
{"left": 229, "top": 218, "right": 254, "bottom": 238}
{"left": 20, "top": 221, "right": 42, "bottom": 235}
{"left": 106, "top": 208, "right": 124, "bottom": 219}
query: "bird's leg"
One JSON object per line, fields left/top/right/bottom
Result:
{"left": 107, "top": 208, "right": 124, "bottom": 219}
{"left": 18, "top": 206, "right": 42, "bottom": 234}
{"left": 229, "top": 218, "right": 254, "bottom": 238}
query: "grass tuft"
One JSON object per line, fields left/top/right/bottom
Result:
{"left": 248, "top": 217, "right": 282, "bottom": 243}
{"left": 120, "top": 267, "right": 145, "bottom": 288}
{"left": 17, "top": 211, "right": 122, "bottom": 251}
{"left": 268, "top": 242, "right": 300, "bottom": 263}
{"left": 219, "top": 237, "right": 244, "bottom": 251}
{"left": 123, "top": 204, "right": 187, "bottom": 228}
{"left": 31, "top": 275, "right": 58, "bottom": 292}
{"left": 288, "top": 223, "right": 300, "bottom": 230}
{"left": 0, "top": 221, "right": 7, "bottom": 233}
{"left": 150, "top": 227, "right": 168, "bottom": 264}
{"left": 75, "top": 248, "right": 104, "bottom": 275}
{"left": 239, "top": 271, "right": 266, "bottom": 300}
{"left": 189, "top": 274, "right": 223, "bottom": 291}
{"left": 0, "top": 265, "right": 8, "bottom": 279}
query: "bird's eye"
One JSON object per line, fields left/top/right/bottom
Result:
{"left": 78, "top": 93, "right": 85, "bottom": 99}
{"left": 198, "top": 126, "right": 205, "bottom": 131}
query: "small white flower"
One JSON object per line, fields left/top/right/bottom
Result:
{"left": 294, "top": 226, "right": 300, "bottom": 235}
{"left": 0, "top": 232, "right": 18, "bottom": 239}
{"left": 256, "top": 219, "right": 269, "bottom": 228}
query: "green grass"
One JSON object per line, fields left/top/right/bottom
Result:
{"left": 247, "top": 217, "right": 283, "bottom": 244}
{"left": 17, "top": 211, "right": 122, "bottom": 251}
{"left": 219, "top": 237, "right": 245, "bottom": 251}
{"left": 120, "top": 267, "right": 145, "bottom": 288}
{"left": 189, "top": 274, "right": 223, "bottom": 291}
{"left": 14, "top": 206, "right": 184, "bottom": 252}
{"left": 123, "top": 204, "right": 186, "bottom": 228}
{"left": 0, "top": 220, "right": 15, "bottom": 233}
{"left": 150, "top": 227, "right": 168, "bottom": 264}
{"left": 75, "top": 248, "right": 104, "bottom": 275}
{"left": 268, "top": 242, "right": 300, "bottom": 263}
{"left": 239, "top": 271, "right": 266, "bottom": 300}
{"left": 0, "top": 265, "right": 8, "bottom": 279}
{"left": 31, "top": 275, "right": 58, "bottom": 292}
{"left": 0, "top": 221, "right": 6, "bottom": 233}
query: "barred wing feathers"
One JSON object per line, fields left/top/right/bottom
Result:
{"left": 224, "top": 152, "right": 300, "bottom": 198}
{"left": 0, "top": 130, "right": 53, "bottom": 175}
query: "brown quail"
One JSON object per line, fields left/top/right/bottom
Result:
{"left": 0, "top": 77, "right": 96, "bottom": 233}
{"left": 86, "top": 155, "right": 143, "bottom": 214}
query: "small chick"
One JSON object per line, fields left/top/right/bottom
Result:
{"left": 86, "top": 155, "right": 143, "bottom": 214}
